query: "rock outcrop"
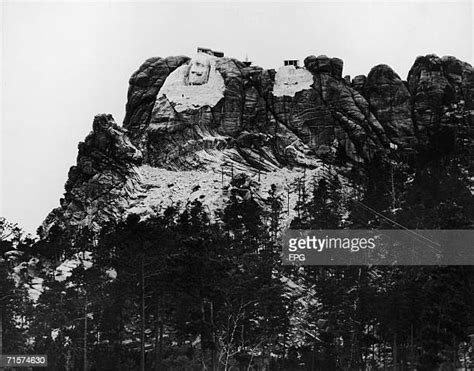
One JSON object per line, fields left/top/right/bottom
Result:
{"left": 43, "top": 53, "right": 474, "bottom": 235}
{"left": 123, "top": 56, "right": 190, "bottom": 143}
{"left": 407, "top": 54, "right": 474, "bottom": 141}
{"left": 43, "top": 114, "right": 143, "bottom": 234}
{"left": 365, "top": 64, "right": 416, "bottom": 150}
{"left": 124, "top": 53, "right": 400, "bottom": 171}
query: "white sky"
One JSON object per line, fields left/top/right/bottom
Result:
{"left": 1, "top": 0, "right": 473, "bottom": 234}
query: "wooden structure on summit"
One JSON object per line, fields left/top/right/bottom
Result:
{"left": 197, "top": 47, "right": 224, "bottom": 58}
{"left": 284, "top": 60, "right": 300, "bottom": 68}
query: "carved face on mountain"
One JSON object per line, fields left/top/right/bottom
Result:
{"left": 187, "top": 54, "right": 211, "bottom": 85}
{"left": 272, "top": 66, "right": 314, "bottom": 97}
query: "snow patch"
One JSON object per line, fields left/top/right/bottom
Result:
{"left": 28, "top": 277, "right": 44, "bottom": 301}
{"left": 105, "top": 268, "right": 117, "bottom": 280}
{"left": 55, "top": 251, "right": 92, "bottom": 282}
{"left": 51, "top": 329, "right": 60, "bottom": 341}
{"left": 272, "top": 66, "right": 314, "bottom": 97}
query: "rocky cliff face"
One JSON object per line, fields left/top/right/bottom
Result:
{"left": 42, "top": 53, "right": 473, "bottom": 236}
{"left": 43, "top": 114, "right": 143, "bottom": 233}
{"left": 407, "top": 55, "right": 474, "bottom": 141}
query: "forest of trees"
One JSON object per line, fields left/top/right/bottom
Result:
{"left": 1, "top": 128, "right": 473, "bottom": 370}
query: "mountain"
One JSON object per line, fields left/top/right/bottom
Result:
{"left": 41, "top": 53, "right": 473, "bottom": 236}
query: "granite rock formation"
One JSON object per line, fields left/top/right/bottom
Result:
{"left": 407, "top": 55, "right": 474, "bottom": 141}
{"left": 43, "top": 114, "right": 143, "bottom": 233}
{"left": 42, "top": 53, "right": 473, "bottom": 235}
{"left": 364, "top": 64, "right": 416, "bottom": 150}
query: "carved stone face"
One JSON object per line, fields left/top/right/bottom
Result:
{"left": 282, "top": 69, "right": 301, "bottom": 87}
{"left": 272, "top": 66, "right": 314, "bottom": 98}
{"left": 187, "top": 54, "right": 211, "bottom": 85}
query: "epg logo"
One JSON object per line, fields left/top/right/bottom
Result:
{"left": 288, "top": 254, "right": 306, "bottom": 262}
